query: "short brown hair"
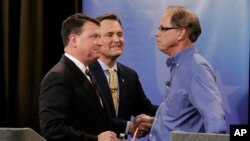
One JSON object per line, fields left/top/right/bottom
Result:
{"left": 96, "top": 13, "right": 123, "bottom": 28}
{"left": 61, "top": 13, "right": 100, "bottom": 46}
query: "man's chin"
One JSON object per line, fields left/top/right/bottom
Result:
{"left": 113, "top": 51, "right": 122, "bottom": 56}
{"left": 112, "top": 54, "right": 121, "bottom": 59}
{"left": 95, "top": 55, "right": 100, "bottom": 59}
{"left": 91, "top": 55, "right": 100, "bottom": 61}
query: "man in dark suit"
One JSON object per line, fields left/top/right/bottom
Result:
{"left": 39, "top": 13, "right": 117, "bottom": 141}
{"left": 89, "top": 13, "right": 158, "bottom": 138}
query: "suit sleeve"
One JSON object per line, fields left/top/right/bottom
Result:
{"left": 132, "top": 73, "right": 158, "bottom": 117}
{"left": 108, "top": 117, "right": 127, "bottom": 135}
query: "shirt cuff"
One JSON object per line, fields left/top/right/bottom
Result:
{"left": 125, "top": 121, "right": 129, "bottom": 134}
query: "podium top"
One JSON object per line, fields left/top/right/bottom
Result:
{"left": 170, "top": 131, "right": 229, "bottom": 141}
{"left": 0, "top": 127, "right": 46, "bottom": 141}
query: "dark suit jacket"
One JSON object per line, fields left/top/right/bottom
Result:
{"left": 89, "top": 60, "right": 158, "bottom": 134}
{"left": 39, "top": 55, "right": 112, "bottom": 141}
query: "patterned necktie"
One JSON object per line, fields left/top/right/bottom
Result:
{"left": 108, "top": 68, "right": 119, "bottom": 114}
{"left": 85, "top": 69, "right": 96, "bottom": 86}
{"left": 85, "top": 69, "right": 103, "bottom": 107}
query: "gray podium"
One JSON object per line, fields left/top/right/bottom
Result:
{"left": 0, "top": 128, "right": 46, "bottom": 141}
{"left": 171, "top": 131, "right": 229, "bottom": 141}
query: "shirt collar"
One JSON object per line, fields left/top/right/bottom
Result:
{"left": 98, "top": 59, "right": 118, "bottom": 71}
{"left": 65, "top": 53, "right": 88, "bottom": 74}
{"left": 170, "top": 46, "right": 197, "bottom": 67}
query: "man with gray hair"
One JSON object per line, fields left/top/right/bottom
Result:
{"left": 148, "top": 5, "right": 227, "bottom": 141}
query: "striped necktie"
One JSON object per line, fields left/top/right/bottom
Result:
{"left": 85, "top": 69, "right": 103, "bottom": 107}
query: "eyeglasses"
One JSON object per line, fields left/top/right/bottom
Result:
{"left": 158, "top": 26, "right": 179, "bottom": 32}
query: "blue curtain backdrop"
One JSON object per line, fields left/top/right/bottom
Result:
{"left": 83, "top": 0, "right": 249, "bottom": 140}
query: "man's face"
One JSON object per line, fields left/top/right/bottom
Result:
{"left": 155, "top": 10, "right": 180, "bottom": 55}
{"left": 75, "top": 21, "right": 102, "bottom": 64}
{"left": 99, "top": 19, "right": 124, "bottom": 59}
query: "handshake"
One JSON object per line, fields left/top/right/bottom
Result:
{"left": 129, "top": 114, "right": 154, "bottom": 138}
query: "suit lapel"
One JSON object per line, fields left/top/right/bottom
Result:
{"left": 82, "top": 79, "right": 105, "bottom": 109}
{"left": 116, "top": 63, "right": 128, "bottom": 117}
{"left": 61, "top": 55, "right": 104, "bottom": 111}
{"left": 90, "top": 61, "right": 117, "bottom": 117}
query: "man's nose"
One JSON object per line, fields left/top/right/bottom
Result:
{"left": 112, "top": 34, "right": 120, "bottom": 41}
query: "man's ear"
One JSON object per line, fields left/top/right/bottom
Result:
{"left": 177, "top": 28, "right": 187, "bottom": 41}
{"left": 69, "top": 34, "right": 78, "bottom": 48}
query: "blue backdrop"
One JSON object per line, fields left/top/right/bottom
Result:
{"left": 83, "top": 0, "right": 249, "bottom": 140}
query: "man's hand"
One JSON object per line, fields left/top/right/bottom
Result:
{"left": 129, "top": 114, "right": 154, "bottom": 138}
{"left": 98, "top": 131, "right": 117, "bottom": 141}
